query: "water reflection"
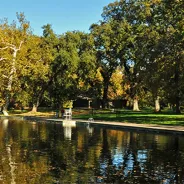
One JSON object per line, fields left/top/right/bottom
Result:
{"left": 2, "top": 118, "right": 9, "bottom": 130}
{"left": 0, "top": 119, "right": 184, "bottom": 183}
{"left": 6, "top": 145, "right": 16, "bottom": 184}
{"left": 86, "top": 123, "right": 94, "bottom": 135}
{"left": 63, "top": 121, "right": 76, "bottom": 140}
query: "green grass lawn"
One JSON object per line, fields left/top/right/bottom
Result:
{"left": 72, "top": 109, "right": 184, "bottom": 126}
{"left": 3, "top": 108, "right": 184, "bottom": 126}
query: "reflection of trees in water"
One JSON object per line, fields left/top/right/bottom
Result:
{"left": 97, "top": 129, "right": 114, "bottom": 182}
{"left": 141, "top": 135, "right": 180, "bottom": 183}
{"left": 93, "top": 129, "right": 184, "bottom": 183}
{"left": 0, "top": 120, "right": 184, "bottom": 183}
{"left": 0, "top": 120, "right": 53, "bottom": 183}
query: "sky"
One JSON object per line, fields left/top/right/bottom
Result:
{"left": 0, "top": 0, "right": 113, "bottom": 36}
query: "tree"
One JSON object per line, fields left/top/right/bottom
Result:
{"left": 18, "top": 35, "right": 50, "bottom": 112}
{"left": 158, "top": 0, "right": 184, "bottom": 113}
{"left": 101, "top": 0, "right": 144, "bottom": 111}
{"left": 0, "top": 13, "right": 30, "bottom": 114}
{"left": 90, "top": 21, "right": 124, "bottom": 108}
{"left": 31, "top": 24, "right": 59, "bottom": 112}
{"left": 136, "top": 0, "right": 184, "bottom": 113}
{"left": 26, "top": 24, "right": 59, "bottom": 112}
{"left": 101, "top": 0, "right": 184, "bottom": 112}
{"left": 50, "top": 31, "right": 96, "bottom": 115}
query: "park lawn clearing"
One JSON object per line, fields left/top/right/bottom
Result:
{"left": 72, "top": 110, "right": 184, "bottom": 126}
{"left": 2, "top": 109, "right": 184, "bottom": 126}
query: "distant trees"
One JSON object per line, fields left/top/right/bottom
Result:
{"left": 0, "top": 0, "right": 183, "bottom": 113}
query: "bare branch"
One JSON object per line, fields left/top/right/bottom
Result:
{"left": 0, "top": 46, "right": 9, "bottom": 50}
{"left": 1, "top": 42, "right": 16, "bottom": 51}
{"left": 0, "top": 40, "right": 23, "bottom": 51}
{"left": 18, "top": 41, "right": 24, "bottom": 50}
{"left": 0, "top": 57, "right": 7, "bottom": 61}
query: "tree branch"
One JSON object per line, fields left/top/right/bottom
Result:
{"left": 18, "top": 41, "right": 23, "bottom": 50}
{"left": 0, "top": 46, "right": 9, "bottom": 50}
{"left": 0, "top": 57, "right": 7, "bottom": 61}
{"left": 2, "top": 74, "right": 8, "bottom": 78}
{"left": 0, "top": 40, "right": 24, "bottom": 51}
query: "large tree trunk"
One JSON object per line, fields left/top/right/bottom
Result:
{"left": 154, "top": 96, "right": 160, "bottom": 112}
{"left": 3, "top": 50, "right": 18, "bottom": 116}
{"left": 102, "top": 77, "right": 110, "bottom": 109}
{"left": 175, "top": 96, "right": 181, "bottom": 114}
{"left": 102, "top": 86, "right": 108, "bottom": 109}
{"left": 31, "top": 87, "right": 46, "bottom": 113}
{"left": 58, "top": 103, "right": 63, "bottom": 118}
{"left": 1, "top": 41, "right": 23, "bottom": 116}
{"left": 3, "top": 94, "right": 10, "bottom": 115}
{"left": 31, "top": 97, "right": 40, "bottom": 113}
{"left": 31, "top": 104, "right": 38, "bottom": 113}
{"left": 2, "top": 108, "right": 9, "bottom": 116}
{"left": 133, "top": 97, "right": 140, "bottom": 111}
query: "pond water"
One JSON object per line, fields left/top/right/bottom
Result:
{"left": 0, "top": 119, "right": 184, "bottom": 183}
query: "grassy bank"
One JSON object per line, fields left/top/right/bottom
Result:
{"left": 72, "top": 109, "right": 184, "bottom": 126}
{"left": 2, "top": 108, "right": 184, "bottom": 126}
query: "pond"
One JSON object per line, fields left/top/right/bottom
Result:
{"left": 0, "top": 118, "right": 184, "bottom": 183}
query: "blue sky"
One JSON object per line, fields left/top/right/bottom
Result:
{"left": 0, "top": 0, "right": 113, "bottom": 36}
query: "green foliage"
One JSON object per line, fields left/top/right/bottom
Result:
{"left": 50, "top": 31, "right": 96, "bottom": 107}
{"left": 63, "top": 101, "right": 73, "bottom": 108}
{"left": 0, "top": 13, "right": 31, "bottom": 111}
{"left": 100, "top": 0, "right": 184, "bottom": 112}
{"left": 0, "top": 1, "right": 183, "bottom": 114}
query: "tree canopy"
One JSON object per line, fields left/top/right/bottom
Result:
{"left": 0, "top": 0, "right": 183, "bottom": 114}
